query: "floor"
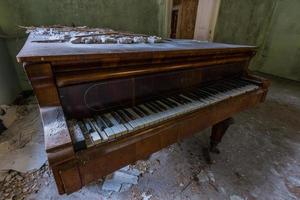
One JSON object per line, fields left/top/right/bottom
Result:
{"left": 1, "top": 74, "right": 300, "bottom": 200}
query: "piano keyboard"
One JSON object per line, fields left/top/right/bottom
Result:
{"left": 68, "top": 78, "right": 259, "bottom": 151}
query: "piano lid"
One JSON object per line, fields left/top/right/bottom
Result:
{"left": 17, "top": 27, "right": 256, "bottom": 63}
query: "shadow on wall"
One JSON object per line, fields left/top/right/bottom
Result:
{"left": 0, "top": 38, "right": 21, "bottom": 104}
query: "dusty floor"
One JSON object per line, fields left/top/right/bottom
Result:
{"left": 1, "top": 74, "right": 300, "bottom": 200}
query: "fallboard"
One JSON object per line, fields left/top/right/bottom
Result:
{"left": 58, "top": 62, "right": 245, "bottom": 118}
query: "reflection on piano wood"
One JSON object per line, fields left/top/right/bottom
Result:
{"left": 17, "top": 29, "right": 270, "bottom": 194}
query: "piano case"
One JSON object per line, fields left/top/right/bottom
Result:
{"left": 17, "top": 33, "right": 270, "bottom": 194}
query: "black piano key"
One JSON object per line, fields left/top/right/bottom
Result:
{"left": 228, "top": 79, "right": 246, "bottom": 87}
{"left": 95, "top": 116, "right": 106, "bottom": 131}
{"left": 136, "top": 105, "right": 150, "bottom": 116}
{"left": 169, "top": 96, "right": 183, "bottom": 105}
{"left": 236, "top": 79, "right": 252, "bottom": 86}
{"left": 154, "top": 101, "right": 167, "bottom": 110}
{"left": 202, "top": 87, "right": 218, "bottom": 95}
{"left": 165, "top": 98, "right": 178, "bottom": 107}
{"left": 78, "top": 120, "right": 93, "bottom": 146}
{"left": 186, "top": 91, "right": 201, "bottom": 99}
{"left": 221, "top": 82, "right": 237, "bottom": 90}
{"left": 175, "top": 96, "right": 187, "bottom": 104}
{"left": 159, "top": 100, "right": 174, "bottom": 110}
{"left": 206, "top": 87, "right": 221, "bottom": 94}
{"left": 240, "top": 77, "right": 261, "bottom": 85}
{"left": 193, "top": 90, "right": 209, "bottom": 98}
{"left": 219, "top": 84, "right": 234, "bottom": 91}
{"left": 197, "top": 89, "right": 214, "bottom": 97}
{"left": 122, "top": 109, "right": 137, "bottom": 120}
{"left": 70, "top": 121, "right": 87, "bottom": 151}
{"left": 144, "top": 103, "right": 158, "bottom": 113}
{"left": 180, "top": 95, "right": 193, "bottom": 103}
{"left": 177, "top": 95, "right": 191, "bottom": 103}
{"left": 83, "top": 120, "right": 93, "bottom": 133}
{"left": 161, "top": 99, "right": 175, "bottom": 108}
{"left": 132, "top": 107, "right": 145, "bottom": 117}
{"left": 149, "top": 102, "right": 164, "bottom": 112}
{"left": 111, "top": 111, "right": 125, "bottom": 124}
{"left": 211, "top": 85, "right": 227, "bottom": 93}
{"left": 160, "top": 99, "right": 173, "bottom": 108}
{"left": 215, "top": 84, "right": 231, "bottom": 92}
{"left": 116, "top": 110, "right": 131, "bottom": 122}
{"left": 225, "top": 82, "right": 242, "bottom": 90}
{"left": 186, "top": 92, "right": 201, "bottom": 101}
{"left": 101, "top": 115, "right": 114, "bottom": 127}
{"left": 182, "top": 93, "right": 196, "bottom": 101}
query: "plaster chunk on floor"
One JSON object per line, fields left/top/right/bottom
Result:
{"left": 230, "top": 195, "right": 245, "bottom": 200}
{"left": 120, "top": 183, "right": 133, "bottom": 192}
{"left": 0, "top": 142, "right": 46, "bottom": 173}
{"left": 120, "top": 166, "right": 142, "bottom": 176}
{"left": 287, "top": 176, "right": 300, "bottom": 187}
{"left": 102, "top": 166, "right": 140, "bottom": 192}
{"left": 141, "top": 192, "right": 152, "bottom": 200}
{"left": 196, "top": 170, "right": 216, "bottom": 185}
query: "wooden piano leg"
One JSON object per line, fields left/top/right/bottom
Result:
{"left": 210, "top": 117, "right": 234, "bottom": 154}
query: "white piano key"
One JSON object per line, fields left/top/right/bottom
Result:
{"left": 90, "top": 131, "right": 102, "bottom": 144}
{"left": 139, "top": 104, "right": 161, "bottom": 124}
{"left": 97, "top": 116, "right": 116, "bottom": 139}
{"left": 89, "top": 118, "right": 108, "bottom": 141}
{"left": 125, "top": 108, "right": 145, "bottom": 129}
{"left": 105, "top": 113, "right": 128, "bottom": 136}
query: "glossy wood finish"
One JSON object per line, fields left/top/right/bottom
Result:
{"left": 18, "top": 37, "right": 269, "bottom": 194}
{"left": 59, "top": 62, "right": 246, "bottom": 118}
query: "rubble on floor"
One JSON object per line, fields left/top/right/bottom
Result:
{"left": 0, "top": 97, "right": 46, "bottom": 200}
{"left": 0, "top": 165, "right": 49, "bottom": 200}
{"left": 230, "top": 195, "right": 245, "bottom": 200}
{"left": 102, "top": 165, "right": 142, "bottom": 192}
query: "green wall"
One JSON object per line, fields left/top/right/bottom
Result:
{"left": 0, "top": 0, "right": 170, "bottom": 90}
{"left": 214, "top": 0, "right": 300, "bottom": 81}
{"left": 0, "top": 39, "right": 21, "bottom": 104}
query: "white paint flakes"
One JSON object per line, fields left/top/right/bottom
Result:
{"left": 141, "top": 192, "right": 152, "bottom": 200}
{"left": 230, "top": 195, "right": 244, "bottom": 200}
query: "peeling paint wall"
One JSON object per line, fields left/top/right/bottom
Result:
{"left": 0, "top": 39, "right": 21, "bottom": 104}
{"left": 214, "top": 0, "right": 300, "bottom": 81}
{"left": 0, "top": 0, "right": 170, "bottom": 90}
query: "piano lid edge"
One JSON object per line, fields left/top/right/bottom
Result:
{"left": 16, "top": 45, "right": 257, "bottom": 64}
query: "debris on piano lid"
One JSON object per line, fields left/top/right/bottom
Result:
{"left": 20, "top": 25, "right": 163, "bottom": 44}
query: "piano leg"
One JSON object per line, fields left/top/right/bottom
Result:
{"left": 210, "top": 117, "right": 234, "bottom": 154}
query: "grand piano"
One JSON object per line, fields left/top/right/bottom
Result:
{"left": 17, "top": 27, "right": 270, "bottom": 194}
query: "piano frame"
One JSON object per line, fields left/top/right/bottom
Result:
{"left": 17, "top": 36, "right": 270, "bottom": 194}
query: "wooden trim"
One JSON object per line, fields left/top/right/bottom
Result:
{"left": 24, "top": 63, "right": 61, "bottom": 106}
{"left": 17, "top": 46, "right": 256, "bottom": 64}
{"left": 56, "top": 56, "right": 250, "bottom": 87}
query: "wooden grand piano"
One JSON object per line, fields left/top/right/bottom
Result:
{"left": 17, "top": 27, "right": 270, "bottom": 194}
